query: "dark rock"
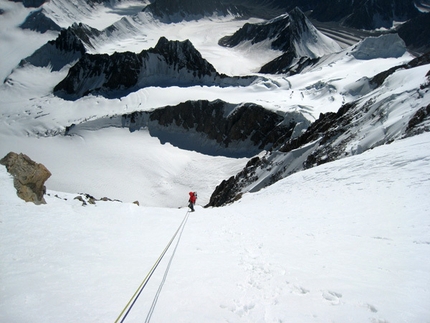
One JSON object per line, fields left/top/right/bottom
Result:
{"left": 10, "top": 0, "right": 47, "bottom": 8}
{"left": 19, "top": 8, "right": 62, "bottom": 33}
{"left": 260, "top": 55, "right": 320, "bottom": 75}
{"left": 120, "top": 99, "right": 300, "bottom": 157}
{"left": 405, "top": 104, "right": 430, "bottom": 137}
{"left": 310, "top": 0, "right": 419, "bottom": 30}
{"left": 1, "top": 152, "right": 51, "bottom": 205}
{"left": 398, "top": 12, "right": 430, "bottom": 54}
{"left": 206, "top": 156, "right": 264, "bottom": 207}
{"left": 143, "top": 0, "right": 251, "bottom": 21}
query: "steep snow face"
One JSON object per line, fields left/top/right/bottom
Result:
{"left": 351, "top": 34, "right": 407, "bottom": 60}
{"left": 41, "top": 0, "right": 149, "bottom": 29}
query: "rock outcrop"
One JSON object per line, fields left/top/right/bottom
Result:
{"left": 1, "top": 152, "right": 51, "bottom": 205}
{"left": 10, "top": 0, "right": 47, "bottom": 8}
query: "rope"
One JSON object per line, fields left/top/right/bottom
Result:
{"left": 114, "top": 210, "right": 190, "bottom": 323}
{"left": 145, "top": 210, "right": 190, "bottom": 323}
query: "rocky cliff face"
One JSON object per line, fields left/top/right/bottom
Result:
{"left": 121, "top": 99, "right": 306, "bottom": 157}
{"left": 65, "top": 99, "right": 309, "bottom": 158}
{"left": 1, "top": 152, "right": 51, "bottom": 205}
{"left": 54, "top": 37, "right": 257, "bottom": 99}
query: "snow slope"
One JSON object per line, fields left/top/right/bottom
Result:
{"left": 1, "top": 2, "right": 430, "bottom": 322}
{"left": 1, "top": 132, "right": 429, "bottom": 323}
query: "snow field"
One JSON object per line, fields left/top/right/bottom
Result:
{"left": 0, "top": 128, "right": 249, "bottom": 207}
{"left": 1, "top": 133, "right": 430, "bottom": 323}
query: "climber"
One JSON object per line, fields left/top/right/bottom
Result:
{"left": 188, "top": 191, "right": 197, "bottom": 212}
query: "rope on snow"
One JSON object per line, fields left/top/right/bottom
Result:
{"left": 114, "top": 210, "right": 191, "bottom": 323}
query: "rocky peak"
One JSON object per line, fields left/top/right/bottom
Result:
{"left": 148, "top": 36, "right": 217, "bottom": 76}
{"left": 52, "top": 27, "right": 87, "bottom": 55}
{"left": 69, "top": 22, "right": 102, "bottom": 50}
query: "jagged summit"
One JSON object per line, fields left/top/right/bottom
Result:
{"left": 53, "top": 37, "right": 257, "bottom": 99}
{"left": 147, "top": 36, "right": 217, "bottom": 77}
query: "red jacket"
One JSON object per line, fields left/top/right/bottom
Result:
{"left": 189, "top": 192, "right": 197, "bottom": 204}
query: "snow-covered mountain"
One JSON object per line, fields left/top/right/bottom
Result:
{"left": 53, "top": 36, "right": 259, "bottom": 99}
{"left": 208, "top": 50, "right": 430, "bottom": 206}
{"left": 220, "top": 7, "right": 342, "bottom": 74}
{"left": 1, "top": 0, "right": 430, "bottom": 322}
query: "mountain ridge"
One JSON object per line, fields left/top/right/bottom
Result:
{"left": 53, "top": 36, "right": 259, "bottom": 99}
{"left": 207, "top": 51, "right": 430, "bottom": 206}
